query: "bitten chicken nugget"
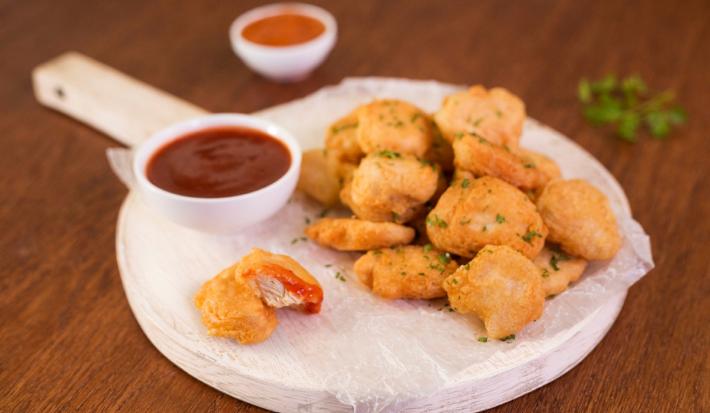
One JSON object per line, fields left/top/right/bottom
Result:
{"left": 434, "top": 85, "right": 525, "bottom": 148}
{"left": 426, "top": 176, "right": 547, "bottom": 258}
{"left": 343, "top": 151, "right": 439, "bottom": 223}
{"left": 238, "top": 248, "right": 324, "bottom": 314}
{"left": 356, "top": 99, "right": 432, "bottom": 157}
{"left": 354, "top": 245, "right": 458, "bottom": 300}
{"left": 536, "top": 179, "right": 622, "bottom": 260}
{"left": 443, "top": 245, "right": 545, "bottom": 339}
{"left": 305, "top": 218, "right": 415, "bottom": 251}
{"left": 194, "top": 266, "right": 278, "bottom": 344}
{"left": 297, "top": 149, "right": 341, "bottom": 207}
{"left": 533, "top": 245, "right": 588, "bottom": 296}
{"left": 452, "top": 133, "right": 556, "bottom": 190}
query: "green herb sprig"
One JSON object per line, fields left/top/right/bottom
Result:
{"left": 578, "top": 74, "right": 686, "bottom": 142}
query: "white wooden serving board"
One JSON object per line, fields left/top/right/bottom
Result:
{"left": 34, "top": 52, "right": 652, "bottom": 413}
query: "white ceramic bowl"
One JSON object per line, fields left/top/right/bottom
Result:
{"left": 229, "top": 3, "right": 337, "bottom": 82}
{"left": 132, "top": 114, "right": 301, "bottom": 234}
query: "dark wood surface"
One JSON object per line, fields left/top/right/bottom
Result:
{"left": 1, "top": 0, "right": 708, "bottom": 411}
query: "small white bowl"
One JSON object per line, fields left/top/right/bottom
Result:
{"left": 230, "top": 3, "right": 337, "bottom": 82}
{"left": 132, "top": 114, "right": 301, "bottom": 234}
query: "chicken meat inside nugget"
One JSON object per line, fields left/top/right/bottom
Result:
{"left": 452, "top": 133, "right": 559, "bottom": 190}
{"left": 297, "top": 149, "right": 341, "bottom": 207}
{"left": 426, "top": 176, "right": 547, "bottom": 258}
{"left": 434, "top": 85, "right": 525, "bottom": 148}
{"left": 305, "top": 218, "right": 415, "bottom": 251}
{"left": 354, "top": 245, "right": 459, "bottom": 300}
{"left": 533, "top": 245, "right": 588, "bottom": 297}
{"left": 342, "top": 151, "right": 439, "bottom": 223}
{"left": 356, "top": 99, "right": 432, "bottom": 157}
{"left": 444, "top": 245, "right": 545, "bottom": 340}
{"left": 238, "top": 248, "right": 324, "bottom": 314}
{"left": 536, "top": 179, "right": 622, "bottom": 260}
{"left": 194, "top": 266, "right": 278, "bottom": 344}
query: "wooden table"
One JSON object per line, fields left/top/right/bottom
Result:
{"left": 1, "top": 0, "right": 708, "bottom": 411}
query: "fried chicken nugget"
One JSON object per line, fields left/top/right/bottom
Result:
{"left": 343, "top": 151, "right": 439, "bottom": 223}
{"left": 297, "top": 149, "right": 341, "bottom": 207}
{"left": 434, "top": 85, "right": 525, "bottom": 148}
{"left": 443, "top": 245, "right": 545, "bottom": 339}
{"left": 452, "top": 134, "right": 557, "bottom": 190}
{"left": 426, "top": 176, "right": 547, "bottom": 258}
{"left": 423, "top": 121, "right": 454, "bottom": 172}
{"left": 354, "top": 245, "right": 459, "bottom": 300}
{"left": 533, "top": 245, "right": 588, "bottom": 296}
{"left": 356, "top": 99, "right": 432, "bottom": 157}
{"left": 238, "top": 248, "right": 324, "bottom": 314}
{"left": 325, "top": 111, "right": 364, "bottom": 165}
{"left": 305, "top": 217, "right": 415, "bottom": 251}
{"left": 194, "top": 265, "right": 278, "bottom": 344}
{"left": 536, "top": 179, "right": 622, "bottom": 260}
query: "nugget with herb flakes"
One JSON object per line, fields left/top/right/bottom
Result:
{"left": 452, "top": 134, "right": 557, "bottom": 190}
{"left": 342, "top": 151, "right": 439, "bottom": 223}
{"left": 426, "top": 176, "right": 547, "bottom": 258}
{"left": 434, "top": 85, "right": 525, "bottom": 148}
{"left": 356, "top": 99, "right": 432, "bottom": 157}
{"left": 305, "top": 218, "right": 415, "bottom": 251}
{"left": 297, "top": 148, "right": 341, "bottom": 207}
{"left": 354, "top": 245, "right": 458, "bottom": 300}
{"left": 443, "top": 245, "right": 545, "bottom": 340}
{"left": 533, "top": 245, "right": 588, "bottom": 296}
{"left": 536, "top": 179, "right": 621, "bottom": 260}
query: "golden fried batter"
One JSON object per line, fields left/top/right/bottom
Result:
{"left": 356, "top": 99, "right": 432, "bottom": 157}
{"left": 325, "top": 111, "right": 364, "bottom": 166}
{"left": 452, "top": 134, "right": 556, "bottom": 190}
{"left": 443, "top": 245, "right": 544, "bottom": 339}
{"left": 426, "top": 176, "right": 547, "bottom": 258}
{"left": 343, "top": 151, "right": 439, "bottom": 223}
{"left": 238, "top": 248, "right": 324, "bottom": 314}
{"left": 533, "top": 245, "right": 588, "bottom": 297}
{"left": 515, "top": 148, "right": 562, "bottom": 183}
{"left": 434, "top": 85, "right": 525, "bottom": 148}
{"left": 305, "top": 217, "right": 415, "bottom": 251}
{"left": 536, "top": 179, "right": 622, "bottom": 260}
{"left": 194, "top": 266, "right": 278, "bottom": 344}
{"left": 297, "top": 149, "right": 341, "bottom": 207}
{"left": 354, "top": 245, "right": 458, "bottom": 300}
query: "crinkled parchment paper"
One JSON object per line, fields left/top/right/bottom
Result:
{"left": 109, "top": 78, "right": 653, "bottom": 412}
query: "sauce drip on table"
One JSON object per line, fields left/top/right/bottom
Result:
{"left": 147, "top": 127, "right": 290, "bottom": 198}
{"left": 242, "top": 13, "right": 325, "bottom": 46}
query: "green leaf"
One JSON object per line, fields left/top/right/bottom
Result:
{"left": 584, "top": 102, "right": 623, "bottom": 124}
{"left": 578, "top": 79, "right": 591, "bottom": 103}
{"left": 666, "top": 106, "right": 687, "bottom": 125}
{"left": 591, "top": 74, "right": 617, "bottom": 93}
{"left": 645, "top": 112, "right": 670, "bottom": 138}
{"left": 621, "top": 75, "right": 647, "bottom": 95}
{"left": 617, "top": 112, "right": 640, "bottom": 142}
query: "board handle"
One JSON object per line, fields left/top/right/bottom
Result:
{"left": 32, "top": 52, "right": 208, "bottom": 147}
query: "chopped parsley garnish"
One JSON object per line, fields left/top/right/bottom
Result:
{"left": 500, "top": 334, "right": 516, "bottom": 342}
{"left": 429, "top": 263, "right": 446, "bottom": 273}
{"left": 478, "top": 336, "right": 488, "bottom": 343}
{"left": 438, "top": 252, "right": 452, "bottom": 265}
{"left": 549, "top": 251, "right": 570, "bottom": 271}
{"left": 319, "top": 209, "right": 329, "bottom": 218}
{"left": 426, "top": 214, "right": 448, "bottom": 228}
{"left": 325, "top": 264, "right": 332, "bottom": 268}
{"left": 418, "top": 272, "right": 426, "bottom": 276}
{"left": 472, "top": 117, "right": 484, "bottom": 127}
{"left": 377, "top": 150, "right": 402, "bottom": 159}
{"left": 331, "top": 122, "right": 358, "bottom": 134}
{"left": 522, "top": 230, "right": 543, "bottom": 244}
{"left": 449, "top": 277, "right": 459, "bottom": 285}
{"left": 495, "top": 110, "right": 503, "bottom": 118}
{"left": 454, "top": 131, "right": 465, "bottom": 139}
{"left": 304, "top": 217, "right": 311, "bottom": 225}
{"left": 419, "top": 158, "right": 436, "bottom": 169}
{"left": 400, "top": 271, "right": 407, "bottom": 276}
{"left": 423, "top": 243, "right": 433, "bottom": 252}
{"left": 334, "top": 272, "right": 346, "bottom": 282}
{"left": 461, "top": 178, "right": 470, "bottom": 188}
{"left": 411, "top": 113, "right": 421, "bottom": 123}
{"left": 372, "top": 249, "right": 383, "bottom": 256}
{"left": 542, "top": 268, "right": 550, "bottom": 278}
{"left": 460, "top": 218, "right": 472, "bottom": 225}
{"left": 523, "top": 162, "right": 536, "bottom": 169}
{"left": 495, "top": 214, "right": 506, "bottom": 224}
{"left": 463, "top": 263, "right": 471, "bottom": 271}
{"left": 391, "top": 211, "right": 400, "bottom": 222}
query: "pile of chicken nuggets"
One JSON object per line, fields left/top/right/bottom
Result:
{"left": 299, "top": 85, "right": 622, "bottom": 340}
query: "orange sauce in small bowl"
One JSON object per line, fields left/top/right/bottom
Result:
{"left": 242, "top": 13, "right": 325, "bottom": 47}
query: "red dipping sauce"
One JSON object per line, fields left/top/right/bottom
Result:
{"left": 146, "top": 127, "right": 291, "bottom": 198}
